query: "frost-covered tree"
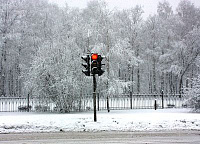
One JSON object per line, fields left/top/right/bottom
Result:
{"left": 1, "top": 0, "right": 200, "bottom": 113}
{"left": 0, "top": 0, "right": 27, "bottom": 97}
{"left": 24, "top": 3, "right": 84, "bottom": 112}
{"left": 184, "top": 73, "right": 200, "bottom": 112}
{"left": 173, "top": 0, "right": 200, "bottom": 94}
{"left": 109, "top": 6, "right": 144, "bottom": 94}
{"left": 26, "top": 41, "right": 81, "bottom": 112}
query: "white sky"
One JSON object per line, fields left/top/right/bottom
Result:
{"left": 49, "top": 0, "right": 200, "bottom": 18}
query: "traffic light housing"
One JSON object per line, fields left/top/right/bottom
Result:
{"left": 97, "top": 55, "right": 105, "bottom": 76}
{"left": 91, "top": 53, "right": 98, "bottom": 75}
{"left": 81, "top": 55, "right": 90, "bottom": 76}
{"left": 82, "top": 53, "right": 105, "bottom": 76}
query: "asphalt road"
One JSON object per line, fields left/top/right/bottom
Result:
{"left": 0, "top": 131, "right": 200, "bottom": 144}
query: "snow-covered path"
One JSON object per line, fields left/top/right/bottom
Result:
{"left": 0, "top": 109, "right": 200, "bottom": 133}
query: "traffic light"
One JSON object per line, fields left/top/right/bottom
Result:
{"left": 97, "top": 55, "right": 105, "bottom": 76}
{"left": 82, "top": 53, "right": 105, "bottom": 76}
{"left": 81, "top": 55, "right": 90, "bottom": 76}
{"left": 91, "top": 53, "right": 98, "bottom": 75}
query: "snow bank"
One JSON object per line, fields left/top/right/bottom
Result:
{"left": 0, "top": 109, "right": 199, "bottom": 133}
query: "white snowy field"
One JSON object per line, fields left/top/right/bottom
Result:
{"left": 0, "top": 109, "right": 200, "bottom": 133}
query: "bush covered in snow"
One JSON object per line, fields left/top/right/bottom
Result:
{"left": 184, "top": 75, "right": 200, "bottom": 112}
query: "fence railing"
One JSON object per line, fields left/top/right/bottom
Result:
{"left": 0, "top": 93, "right": 187, "bottom": 112}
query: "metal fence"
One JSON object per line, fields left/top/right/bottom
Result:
{"left": 0, "top": 93, "right": 187, "bottom": 112}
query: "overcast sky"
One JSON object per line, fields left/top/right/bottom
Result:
{"left": 48, "top": 0, "right": 200, "bottom": 18}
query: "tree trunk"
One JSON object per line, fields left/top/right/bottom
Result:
{"left": 137, "top": 66, "right": 140, "bottom": 94}
{"left": 152, "top": 57, "right": 157, "bottom": 93}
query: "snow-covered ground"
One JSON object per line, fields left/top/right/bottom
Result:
{"left": 0, "top": 109, "right": 199, "bottom": 133}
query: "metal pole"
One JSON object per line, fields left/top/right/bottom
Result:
{"left": 130, "top": 91, "right": 132, "bottom": 109}
{"left": 107, "top": 95, "right": 110, "bottom": 112}
{"left": 97, "top": 93, "right": 99, "bottom": 111}
{"left": 154, "top": 99, "right": 157, "bottom": 110}
{"left": 93, "top": 74, "right": 97, "bottom": 122}
{"left": 27, "top": 93, "right": 30, "bottom": 112}
{"left": 161, "top": 90, "right": 164, "bottom": 109}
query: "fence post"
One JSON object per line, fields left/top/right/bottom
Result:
{"left": 107, "top": 95, "right": 110, "bottom": 113}
{"left": 79, "top": 98, "right": 82, "bottom": 112}
{"left": 27, "top": 94, "right": 30, "bottom": 112}
{"left": 130, "top": 92, "right": 132, "bottom": 109}
{"left": 161, "top": 90, "right": 164, "bottom": 109}
{"left": 154, "top": 99, "right": 157, "bottom": 110}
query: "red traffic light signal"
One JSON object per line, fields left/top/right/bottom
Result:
{"left": 91, "top": 53, "right": 98, "bottom": 74}
{"left": 91, "top": 53, "right": 98, "bottom": 60}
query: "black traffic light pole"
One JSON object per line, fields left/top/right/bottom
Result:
{"left": 93, "top": 74, "right": 97, "bottom": 122}
{"left": 82, "top": 53, "right": 105, "bottom": 122}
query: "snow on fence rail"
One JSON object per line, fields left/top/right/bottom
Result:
{"left": 89, "top": 93, "right": 186, "bottom": 110}
{"left": 0, "top": 97, "right": 55, "bottom": 112}
{"left": 0, "top": 94, "right": 187, "bottom": 112}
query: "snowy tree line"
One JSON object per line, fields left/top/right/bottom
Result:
{"left": 0, "top": 0, "right": 199, "bottom": 110}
